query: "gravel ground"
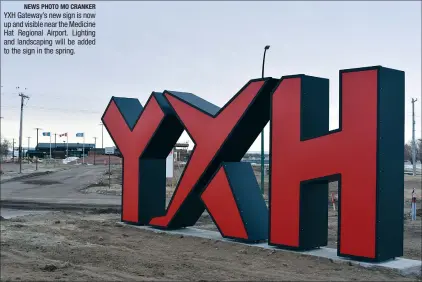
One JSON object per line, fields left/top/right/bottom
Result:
{"left": 195, "top": 210, "right": 422, "bottom": 261}
{"left": 86, "top": 166, "right": 422, "bottom": 261}
{"left": 1, "top": 211, "right": 421, "bottom": 281}
{"left": 2, "top": 163, "right": 418, "bottom": 281}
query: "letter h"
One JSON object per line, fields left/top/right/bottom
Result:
{"left": 269, "top": 66, "right": 404, "bottom": 262}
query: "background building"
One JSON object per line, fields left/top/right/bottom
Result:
{"left": 32, "top": 143, "right": 95, "bottom": 159}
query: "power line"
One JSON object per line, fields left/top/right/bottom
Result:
{"left": 0, "top": 92, "right": 17, "bottom": 97}
{"left": 0, "top": 105, "right": 102, "bottom": 114}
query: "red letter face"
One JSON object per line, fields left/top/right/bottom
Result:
{"left": 102, "top": 93, "right": 183, "bottom": 224}
{"left": 149, "top": 79, "right": 278, "bottom": 238}
{"left": 102, "top": 65, "right": 404, "bottom": 262}
{"left": 270, "top": 67, "right": 404, "bottom": 262}
{"left": 201, "top": 162, "right": 269, "bottom": 242}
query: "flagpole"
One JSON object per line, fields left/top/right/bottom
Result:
{"left": 66, "top": 134, "right": 68, "bottom": 158}
{"left": 49, "top": 134, "right": 52, "bottom": 159}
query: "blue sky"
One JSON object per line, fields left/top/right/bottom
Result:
{"left": 1, "top": 1, "right": 420, "bottom": 151}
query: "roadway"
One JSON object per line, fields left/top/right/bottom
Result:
{"left": 1, "top": 165, "right": 120, "bottom": 208}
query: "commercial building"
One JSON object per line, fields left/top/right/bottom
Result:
{"left": 32, "top": 143, "right": 95, "bottom": 158}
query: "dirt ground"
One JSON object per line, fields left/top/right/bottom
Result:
{"left": 196, "top": 210, "right": 422, "bottom": 261}
{"left": 1, "top": 163, "right": 421, "bottom": 281}
{"left": 83, "top": 165, "right": 422, "bottom": 261}
{"left": 1, "top": 211, "right": 421, "bottom": 281}
{"left": 79, "top": 165, "right": 123, "bottom": 196}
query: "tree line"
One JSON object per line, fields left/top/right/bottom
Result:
{"left": 0, "top": 137, "right": 10, "bottom": 158}
{"left": 404, "top": 139, "right": 422, "bottom": 164}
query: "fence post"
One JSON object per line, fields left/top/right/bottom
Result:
{"left": 108, "top": 154, "right": 111, "bottom": 188}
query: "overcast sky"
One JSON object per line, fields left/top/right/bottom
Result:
{"left": 1, "top": 1, "right": 421, "bottom": 152}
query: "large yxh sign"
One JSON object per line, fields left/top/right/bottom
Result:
{"left": 102, "top": 66, "right": 404, "bottom": 262}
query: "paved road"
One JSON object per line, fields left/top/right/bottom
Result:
{"left": 1, "top": 166, "right": 120, "bottom": 206}
{"left": 2, "top": 165, "right": 182, "bottom": 213}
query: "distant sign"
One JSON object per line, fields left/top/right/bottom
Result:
{"left": 166, "top": 149, "right": 174, "bottom": 178}
{"left": 105, "top": 147, "right": 115, "bottom": 155}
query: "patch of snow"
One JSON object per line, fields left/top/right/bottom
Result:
{"left": 62, "top": 157, "right": 79, "bottom": 164}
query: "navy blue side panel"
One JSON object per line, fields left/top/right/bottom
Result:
{"left": 166, "top": 91, "right": 221, "bottom": 116}
{"left": 224, "top": 162, "right": 268, "bottom": 242}
{"left": 153, "top": 92, "right": 175, "bottom": 115}
{"left": 300, "top": 76, "right": 330, "bottom": 140}
{"left": 299, "top": 180, "right": 329, "bottom": 250}
{"left": 113, "top": 97, "right": 144, "bottom": 131}
{"left": 138, "top": 159, "right": 167, "bottom": 224}
{"left": 376, "top": 67, "right": 405, "bottom": 261}
{"left": 142, "top": 114, "right": 184, "bottom": 159}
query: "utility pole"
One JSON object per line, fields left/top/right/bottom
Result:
{"left": 411, "top": 98, "right": 418, "bottom": 176}
{"left": 0, "top": 134, "right": 3, "bottom": 171}
{"left": 34, "top": 127, "right": 41, "bottom": 170}
{"left": 66, "top": 134, "right": 68, "bottom": 158}
{"left": 27, "top": 136, "right": 31, "bottom": 163}
{"left": 18, "top": 87, "right": 29, "bottom": 173}
{"left": 54, "top": 133, "right": 57, "bottom": 150}
{"left": 93, "top": 137, "right": 97, "bottom": 165}
{"left": 99, "top": 122, "right": 104, "bottom": 149}
{"left": 0, "top": 118, "right": 3, "bottom": 163}
{"left": 12, "top": 138, "right": 15, "bottom": 162}
{"left": 0, "top": 118, "right": 3, "bottom": 160}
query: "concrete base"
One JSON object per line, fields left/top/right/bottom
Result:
{"left": 121, "top": 223, "right": 422, "bottom": 276}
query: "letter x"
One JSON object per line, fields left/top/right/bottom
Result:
{"left": 149, "top": 78, "right": 279, "bottom": 238}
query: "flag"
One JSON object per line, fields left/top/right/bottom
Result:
{"left": 76, "top": 133, "right": 84, "bottom": 137}
{"left": 59, "top": 133, "right": 67, "bottom": 137}
{"left": 42, "top": 132, "right": 51, "bottom": 136}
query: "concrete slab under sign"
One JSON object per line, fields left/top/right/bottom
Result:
{"left": 120, "top": 223, "right": 422, "bottom": 276}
